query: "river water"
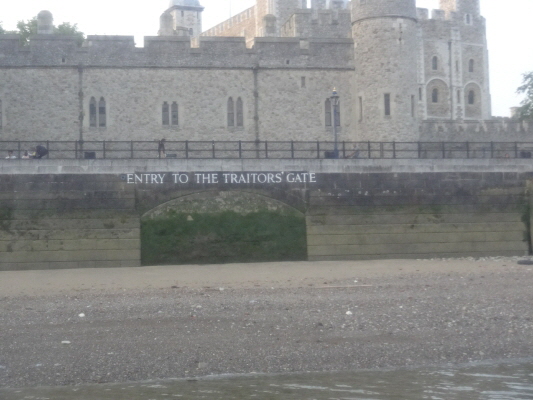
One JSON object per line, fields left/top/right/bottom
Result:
{"left": 2, "top": 360, "right": 533, "bottom": 400}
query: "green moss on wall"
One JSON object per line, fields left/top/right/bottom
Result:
{"left": 141, "top": 210, "right": 307, "bottom": 266}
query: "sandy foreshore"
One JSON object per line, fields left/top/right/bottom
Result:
{"left": 1, "top": 258, "right": 533, "bottom": 388}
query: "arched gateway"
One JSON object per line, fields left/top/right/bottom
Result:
{"left": 140, "top": 190, "right": 307, "bottom": 265}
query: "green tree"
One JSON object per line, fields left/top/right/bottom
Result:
{"left": 0, "top": 23, "right": 5, "bottom": 34}
{"left": 517, "top": 71, "right": 533, "bottom": 121}
{"left": 15, "top": 17, "right": 85, "bottom": 46}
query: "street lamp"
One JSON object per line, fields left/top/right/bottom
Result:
{"left": 330, "top": 88, "right": 340, "bottom": 158}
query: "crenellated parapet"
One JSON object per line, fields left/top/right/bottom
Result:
{"left": 281, "top": 8, "right": 351, "bottom": 39}
{"left": 420, "top": 119, "right": 533, "bottom": 142}
{"left": 0, "top": 34, "right": 354, "bottom": 69}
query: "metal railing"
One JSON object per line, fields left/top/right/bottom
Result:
{"left": 1, "top": 140, "right": 533, "bottom": 160}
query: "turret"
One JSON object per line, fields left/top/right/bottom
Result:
{"left": 37, "top": 10, "right": 54, "bottom": 35}
{"left": 352, "top": 0, "right": 420, "bottom": 141}
{"left": 167, "top": 0, "right": 204, "bottom": 38}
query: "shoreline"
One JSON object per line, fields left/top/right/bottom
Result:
{"left": 1, "top": 258, "right": 533, "bottom": 388}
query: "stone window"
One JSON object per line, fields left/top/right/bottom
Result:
{"left": 325, "top": 99, "right": 332, "bottom": 126}
{"left": 89, "top": 97, "right": 97, "bottom": 128}
{"left": 419, "top": 88, "right": 422, "bottom": 101}
{"left": 432, "top": 88, "right": 439, "bottom": 103}
{"left": 162, "top": 102, "right": 170, "bottom": 125}
{"left": 469, "top": 59, "right": 475, "bottom": 73}
{"left": 358, "top": 96, "right": 363, "bottom": 122}
{"left": 98, "top": 97, "right": 106, "bottom": 128}
{"left": 465, "top": 14, "right": 472, "bottom": 25}
{"left": 301, "top": 77, "right": 306, "bottom": 88}
{"left": 432, "top": 56, "right": 438, "bottom": 71}
{"left": 384, "top": 94, "right": 391, "bottom": 116}
{"left": 468, "top": 90, "right": 475, "bottom": 105}
{"left": 171, "top": 102, "right": 179, "bottom": 126}
{"left": 236, "top": 98, "right": 244, "bottom": 127}
{"left": 228, "top": 98, "right": 235, "bottom": 127}
{"left": 457, "top": 90, "right": 461, "bottom": 104}
{"left": 383, "top": 93, "right": 391, "bottom": 116}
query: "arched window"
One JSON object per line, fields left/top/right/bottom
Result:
{"left": 432, "top": 56, "right": 438, "bottom": 71}
{"left": 162, "top": 102, "right": 169, "bottom": 125}
{"left": 432, "top": 88, "right": 439, "bottom": 103}
{"left": 98, "top": 97, "right": 106, "bottom": 127}
{"left": 89, "top": 97, "right": 97, "bottom": 127}
{"left": 227, "top": 98, "right": 235, "bottom": 127}
{"left": 236, "top": 98, "right": 244, "bottom": 127}
{"left": 468, "top": 59, "right": 474, "bottom": 73}
{"left": 171, "top": 102, "right": 179, "bottom": 126}
{"left": 468, "top": 90, "right": 475, "bottom": 105}
{"left": 325, "top": 99, "right": 332, "bottom": 126}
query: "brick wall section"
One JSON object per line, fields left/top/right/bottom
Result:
{"left": 0, "top": 173, "right": 140, "bottom": 270}
{"left": 307, "top": 172, "right": 531, "bottom": 260}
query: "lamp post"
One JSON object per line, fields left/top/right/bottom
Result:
{"left": 330, "top": 88, "right": 340, "bottom": 158}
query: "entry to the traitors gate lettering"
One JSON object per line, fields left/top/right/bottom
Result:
{"left": 121, "top": 172, "right": 317, "bottom": 185}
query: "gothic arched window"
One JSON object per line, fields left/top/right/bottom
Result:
{"left": 89, "top": 97, "right": 97, "bottom": 127}
{"left": 171, "top": 102, "right": 179, "bottom": 126}
{"left": 162, "top": 102, "right": 170, "bottom": 125}
{"left": 98, "top": 97, "right": 106, "bottom": 127}
{"left": 432, "top": 56, "right": 439, "bottom": 71}
{"left": 325, "top": 98, "right": 332, "bottom": 126}
{"left": 432, "top": 88, "right": 439, "bottom": 103}
{"left": 468, "top": 90, "right": 475, "bottom": 105}
{"left": 236, "top": 98, "right": 244, "bottom": 127}
{"left": 227, "top": 98, "right": 235, "bottom": 127}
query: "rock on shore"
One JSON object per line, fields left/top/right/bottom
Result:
{"left": 0, "top": 259, "right": 532, "bottom": 388}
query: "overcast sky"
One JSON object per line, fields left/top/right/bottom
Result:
{"left": 0, "top": 0, "right": 531, "bottom": 117}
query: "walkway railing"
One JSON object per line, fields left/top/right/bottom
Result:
{"left": 1, "top": 140, "right": 533, "bottom": 160}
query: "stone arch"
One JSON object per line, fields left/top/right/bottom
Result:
{"left": 140, "top": 189, "right": 308, "bottom": 266}
{"left": 426, "top": 79, "right": 450, "bottom": 119}
{"left": 464, "top": 82, "right": 482, "bottom": 119}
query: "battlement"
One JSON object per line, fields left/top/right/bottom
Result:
{"left": 281, "top": 8, "right": 351, "bottom": 39}
{"left": 201, "top": 6, "right": 255, "bottom": 37}
{"left": 420, "top": 120, "right": 533, "bottom": 142}
{"left": 0, "top": 34, "right": 354, "bottom": 69}
{"left": 416, "top": 7, "right": 485, "bottom": 25}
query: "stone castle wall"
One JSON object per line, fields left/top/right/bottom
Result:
{"left": 0, "top": 35, "right": 354, "bottom": 142}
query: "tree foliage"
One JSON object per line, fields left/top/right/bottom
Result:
{"left": 517, "top": 71, "right": 533, "bottom": 121}
{"left": 0, "top": 22, "right": 5, "bottom": 34}
{"left": 15, "top": 17, "right": 85, "bottom": 46}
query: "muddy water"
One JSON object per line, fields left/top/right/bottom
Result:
{"left": 2, "top": 360, "right": 533, "bottom": 400}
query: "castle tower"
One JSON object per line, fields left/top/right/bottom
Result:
{"left": 37, "top": 10, "right": 54, "bottom": 35}
{"left": 167, "top": 0, "right": 204, "bottom": 38}
{"left": 439, "top": 0, "right": 480, "bottom": 17}
{"left": 352, "top": 0, "right": 420, "bottom": 141}
{"left": 256, "top": 0, "right": 302, "bottom": 36}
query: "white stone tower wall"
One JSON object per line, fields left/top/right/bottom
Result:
{"left": 352, "top": 0, "right": 420, "bottom": 141}
{"left": 170, "top": 8, "right": 202, "bottom": 37}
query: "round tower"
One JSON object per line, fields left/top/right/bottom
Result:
{"left": 352, "top": 0, "right": 420, "bottom": 141}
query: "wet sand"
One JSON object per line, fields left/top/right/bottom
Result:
{"left": 1, "top": 258, "right": 533, "bottom": 388}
